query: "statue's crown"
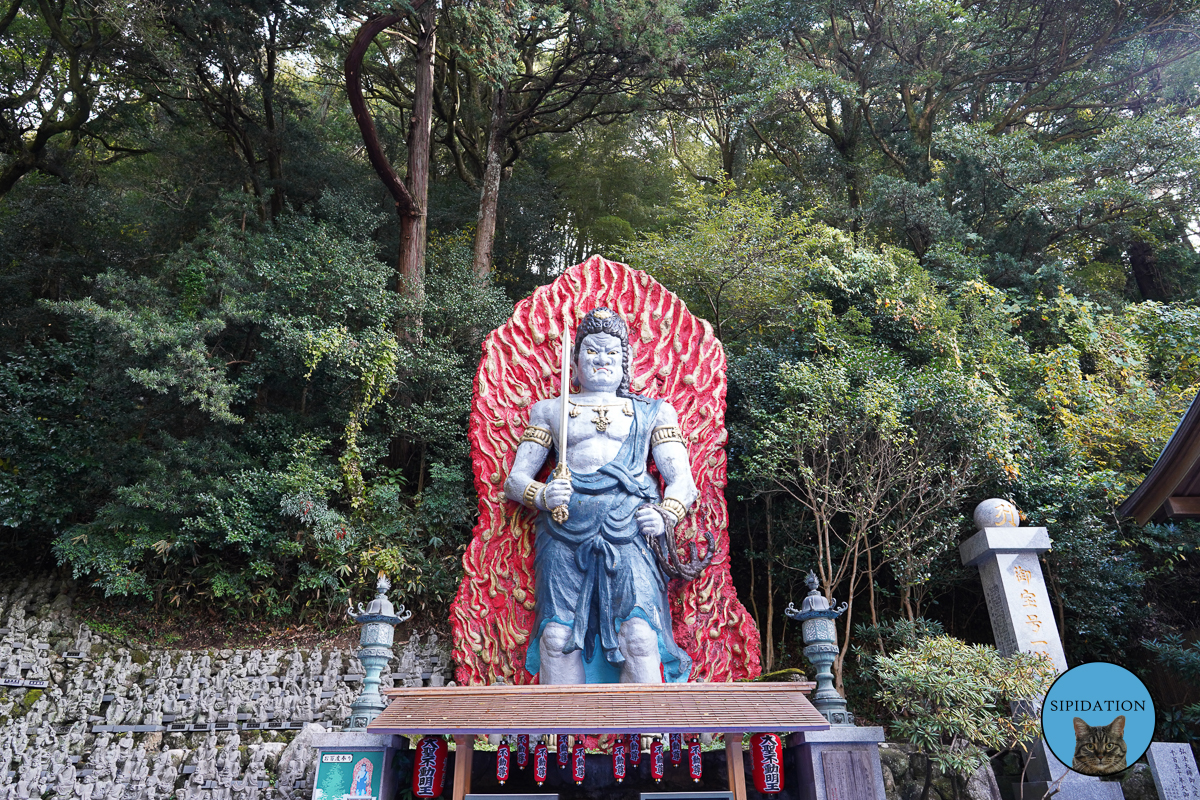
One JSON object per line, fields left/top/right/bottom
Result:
{"left": 591, "top": 308, "right": 614, "bottom": 319}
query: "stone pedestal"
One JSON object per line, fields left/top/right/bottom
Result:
{"left": 789, "top": 727, "right": 887, "bottom": 800}
{"left": 311, "top": 731, "right": 406, "bottom": 800}
{"left": 1018, "top": 739, "right": 1124, "bottom": 800}
{"left": 959, "top": 526, "right": 1067, "bottom": 674}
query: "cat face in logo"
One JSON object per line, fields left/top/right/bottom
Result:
{"left": 1071, "top": 715, "right": 1127, "bottom": 776}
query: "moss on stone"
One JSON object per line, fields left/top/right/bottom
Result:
{"left": 15, "top": 688, "right": 43, "bottom": 716}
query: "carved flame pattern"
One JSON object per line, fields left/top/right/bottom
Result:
{"left": 450, "top": 256, "right": 762, "bottom": 685}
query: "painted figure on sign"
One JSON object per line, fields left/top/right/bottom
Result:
{"left": 349, "top": 758, "right": 372, "bottom": 798}
{"left": 505, "top": 307, "right": 705, "bottom": 684}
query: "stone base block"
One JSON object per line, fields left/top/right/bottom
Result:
{"left": 1014, "top": 781, "right": 1124, "bottom": 799}
{"left": 789, "top": 726, "right": 887, "bottom": 800}
{"left": 313, "top": 730, "right": 403, "bottom": 749}
{"left": 1014, "top": 739, "right": 1124, "bottom": 800}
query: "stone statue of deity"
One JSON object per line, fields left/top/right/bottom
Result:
{"left": 503, "top": 307, "right": 700, "bottom": 684}
{"left": 451, "top": 255, "right": 763, "bottom": 686}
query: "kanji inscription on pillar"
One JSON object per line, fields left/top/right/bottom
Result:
{"left": 960, "top": 501, "right": 1068, "bottom": 674}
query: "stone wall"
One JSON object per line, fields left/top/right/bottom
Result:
{"left": 878, "top": 742, "right": 1001, "bottom": 800}
{"left": 880, "top": 743, "right": 1162, "bottom": 800}
{"left": 0, "top": 576, "right": 451, "bottom": 799}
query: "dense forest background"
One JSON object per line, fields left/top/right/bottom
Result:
{"left": 5, "top": 0, "right": 1200, "bottom": 738}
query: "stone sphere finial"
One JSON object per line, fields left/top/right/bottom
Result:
{"left": 974, "top": 498, "right": 1020, "bottom": 530}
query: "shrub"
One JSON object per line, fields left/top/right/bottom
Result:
{"left": 874, "top": 635, "right": 1057, "bottom": 800}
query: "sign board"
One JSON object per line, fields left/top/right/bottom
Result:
{"left": 312, "top": 748, "right": 385, "bottom": 800}
{"left": 822, "top": 750, "right": 875, "bottom": 799}
{"left": 639, "top": 794, "right": 735, "bottom": 800}
{"left": 1148, "top": 742, "right": 1200, "bottom": 799}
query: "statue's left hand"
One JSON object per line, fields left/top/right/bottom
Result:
{"left": 635, "top": 505, "right": 665, "bottom": 539}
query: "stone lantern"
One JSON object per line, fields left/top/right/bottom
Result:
{"left": 786, "top": 570, "right": 853, "bottom": 726}
{"left": 346, "top": 574, "right": 412, "bottom": 731}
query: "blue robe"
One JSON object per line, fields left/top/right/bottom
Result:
{"left": 525, "top": 397, "right": 692, "bottom": 683}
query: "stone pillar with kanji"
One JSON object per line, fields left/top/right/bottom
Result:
{"left": 960, "top": 499, "right": 1124, "bottom": 800}
{"left": 958, "top": 498, "right": 1067, "bottom": 674}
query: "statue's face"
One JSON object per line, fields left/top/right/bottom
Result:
{"left": 576, "top": 332, "right": 623, "bottom": 393}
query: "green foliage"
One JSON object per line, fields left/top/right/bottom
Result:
{"left": 356, "top": 463, "right": 473, "bottom": 612}
{"left": 629, "top": 188, "right": 862, "bottom": 346}
{"left": 15, "top": 193, "right": 508, "bottom": 617}
{"left": 1143, "top": 634, "right": 1200, "bottom": 743}
{"left": 634, "top": 195, "right": 1020, "bottom": 653}
{"left": 874, "top": 636, "right": 1057, "bottom": 796}
{"left": 630, "top": 188, "right": 1196, "bottom": 680}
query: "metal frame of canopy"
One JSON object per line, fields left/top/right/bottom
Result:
{"left": 367, "top": 682, "right": 828, "bottom": 800}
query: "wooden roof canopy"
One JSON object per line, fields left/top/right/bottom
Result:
{"left": 1119, "top": 389, "right": 1200, "bottom": 525}
{"left": 367, "top": 682, "right": 828, "bottom": 736}
{"left": 367, "top": 683, "right": 827, "bottom": 800}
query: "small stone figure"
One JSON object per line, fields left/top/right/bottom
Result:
{"left": 6, "top": 607, "right": 27, "bottom": 637}
{"left": 275, "top": 755, "right": 305, "bottom": 800}
{"left": 1, "top": 655, "right": 20, "bottom": 679}
{"left": 150, "top": 748, "right": 178, "bottom": 800}
{"left": 321, "top": 649, "right": 340, "bottom": 687}
{"left": 125, "top": 684, "right": 144, "bottom": 727}
{"left": 75, "top": 773, "right": 98, "bottom": 800}
{"left": 104, "top": 693, "right": 127, "bottom": 726}
{"left": 53, "top": 761, "right": 75, "bottom": 800}
{"left": 397, "top": 637, "right": 419, "bottom": 687}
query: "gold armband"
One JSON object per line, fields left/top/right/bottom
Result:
{"left": 650, "top": 425, "right": 686, "bottom": 448}
{"left": 522, "top": 480, "right": 546, "bottom": 509}
{"left": 519, "top": 425, "right": 553, "bottom": 449}
{"left": 659, "top": 497, "right": 689, "bottom": 525}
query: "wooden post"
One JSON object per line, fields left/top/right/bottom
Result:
{"left": 452, "top": 734, "right": 475, "bottom": 800}
{"left": 725, "top": 732, "right": 747, "bottom": 800}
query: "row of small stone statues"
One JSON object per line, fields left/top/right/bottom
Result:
{"left": 4, "top": 625, "right": 449, "bottom": 730}
{"left": 0, "top": 576, "right": 452, "bottom": 799}
{"left": 0, "top": 727, "right": 297, "bottom": 800}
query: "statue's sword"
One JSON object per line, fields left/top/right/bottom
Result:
{"left": 551, "top": 328, "right": 572, "bottom": 523}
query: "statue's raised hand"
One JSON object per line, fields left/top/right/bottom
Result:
{"left": 541, "top": 478, "right": 573, "bottom": 512}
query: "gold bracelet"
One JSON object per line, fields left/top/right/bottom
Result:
{"left": 523, "top": 481, "right": 546, "bottom": 509}
{"left": 660, "top": 497, "right": 688, "bottom": 525}
{"left": 519, "top": 426, "right": 553, "bottom": 449}
{"left": 650, "top": 425, "right": 686, "bottom": 448}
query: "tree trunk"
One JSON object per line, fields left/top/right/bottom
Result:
{"left": 832, "top": 536, "right": 860, "bottom": 694}
{"left": 1129, "top": 239, "right": 1168, "bottom": 301}
{"left": 764, "top": 495, "right": 776, "bottom": 673}
{"left": 919, "top": 753, "right": 934, "bottom": 800}
{"left": 402, "top": 0, "right": 436, "bottom": 308}
{"left": 263, "top": 17, "right": 284, "bottom": 219}
{"left": 472, "top": 86, "right": 507, "bottom": 278}
{"left": 344, "top": 8, "right": 429, "bottom": 307}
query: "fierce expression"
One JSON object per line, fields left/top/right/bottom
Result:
{"left": 575, "top": 332, "right": 623, "bottom": 394}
